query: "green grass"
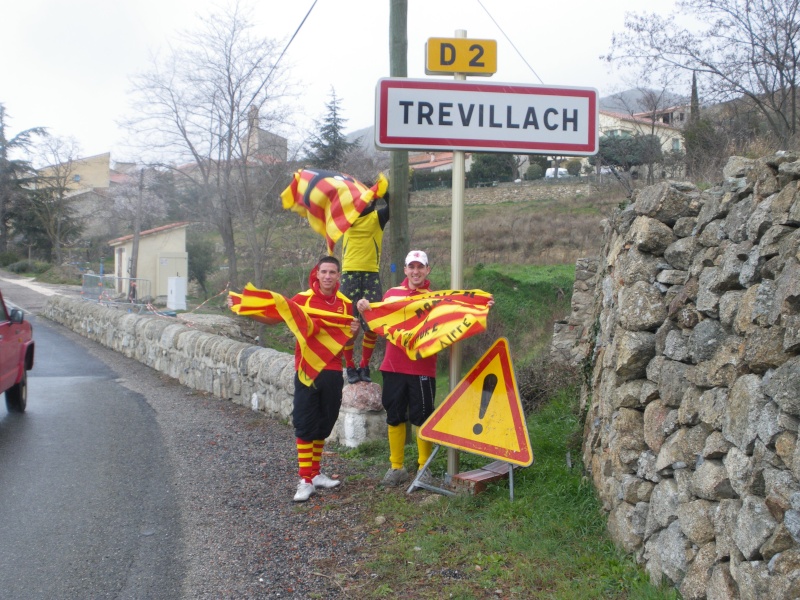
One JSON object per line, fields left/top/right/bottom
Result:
{"left": 340, "top": 390, "right": 680, "bottom": 600}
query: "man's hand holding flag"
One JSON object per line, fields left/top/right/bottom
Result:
{"left": 359, "top": 290, "right": 494, "bottom": 359}
{"left": 229, "top": 284, "right": 357, "bottom": 386}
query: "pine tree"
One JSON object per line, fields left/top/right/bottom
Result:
{"left": 305, "top": 89, "right": 356, "bottom": 170}
{"left": 0, "top": 105, "right": 46, "bottom": 253}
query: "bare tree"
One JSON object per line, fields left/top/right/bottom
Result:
{"left": 108, "top": 167, "right": 168, "bottom": 287}
{"left": 125, "top": 1, "right": 291, "bottom": 289}
{"left": 30, "top": 136, "right": 85, "bottom": 265}
{"left": 604, "top": 0, "right": 800, "bottom": 147}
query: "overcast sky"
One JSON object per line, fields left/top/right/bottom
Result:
{"left": 1, "top": 0, "right": 679, "bottom": 162}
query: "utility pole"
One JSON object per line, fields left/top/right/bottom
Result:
{"left": 129, "top": 168, "right": 143, "bottom": 301}
{"left": 389, "top": 0, "right": 409, "bottom": 285}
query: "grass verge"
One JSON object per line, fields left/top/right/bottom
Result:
{"left": 339, "top": 389, "right": 680, "bottom": 600}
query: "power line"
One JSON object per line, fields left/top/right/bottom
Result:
{"left": 252, "top": 0, "right": 318, "bottom": 100}
{"left": 476, "top": 0, "right": 544, "bottom": 84}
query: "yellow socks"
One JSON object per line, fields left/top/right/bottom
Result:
{"left": 414, "top": 426, "right": 433, "bottom": 469}
{"left": 387, "top": 423, "right": 407, "bottom": 469}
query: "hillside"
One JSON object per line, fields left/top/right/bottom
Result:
{"left": 254, "top": 179, "right": 628, "bottom": 371}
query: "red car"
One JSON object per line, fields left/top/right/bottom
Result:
{"left": 0, "top": 290, "right": 34, "bottom": 412}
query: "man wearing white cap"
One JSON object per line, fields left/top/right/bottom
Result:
{"left": 357, "top": 249, "right": 435, "bottom": 486}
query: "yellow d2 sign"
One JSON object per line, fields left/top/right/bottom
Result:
{"left": 425, "top": 38, "right": 497, "bottom": 76}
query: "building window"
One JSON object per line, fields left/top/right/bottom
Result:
{"left": 73, "top": 174, "right": 81, "bottom": 182}
{"left": 672, "top": 138, "right": 681, "bottom": 151}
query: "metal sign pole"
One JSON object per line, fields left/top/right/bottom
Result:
{"left": 447, "top": 28, "right": 467, "bottom": 480}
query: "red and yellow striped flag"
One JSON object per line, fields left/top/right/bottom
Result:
{"left": 280, "top": 169, "right": 389, "bottom": 254}
{"left": 229, "top": 284, "right": 353, "bottom": 386}
{"left": 361, "top": 290, "right": 493, "bottom": 359}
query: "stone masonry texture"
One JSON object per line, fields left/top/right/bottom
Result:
{"left": 558, "top": 153, "right": 800, "bottom": 599}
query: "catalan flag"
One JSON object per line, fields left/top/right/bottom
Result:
{"left": 229, "top": 283, "right": 354, "bottom": 386}
{"left": 280, "top": 169, "right": 389, "bottom": 254}
{"left": 361, "top": 290, "right": 493, "bottom": 359}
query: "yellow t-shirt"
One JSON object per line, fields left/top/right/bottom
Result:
{"left": 342, "top": 211, "right": 384, "bottom": 273}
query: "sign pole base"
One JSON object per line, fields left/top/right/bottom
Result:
{"left": 406, "top": 446, "right": 457, "bottom": 497}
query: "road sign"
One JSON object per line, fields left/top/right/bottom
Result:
{"left": 419, "top": 338, "right": 533, "bottom": 466}
{"left": 375, "top": 78, "right": 598, "bottom": 155}
{"left": 425, "top": 37, "right": 497, "bottom": 75}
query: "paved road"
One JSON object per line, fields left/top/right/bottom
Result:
{"left": 0, "top": 274, "right": 368, "bottom": 600}
{"left": 0, "top": 277, "right": 184, "bottom": 599}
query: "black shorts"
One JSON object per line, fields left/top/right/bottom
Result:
{"left": 292, "top": 370, "right": 343, "bottom": 441}
{"left": 340, "top": 271, "right": 382, "bottom": 329}
{"left": 380, "top": 371, "right": 436, "bottom": 427}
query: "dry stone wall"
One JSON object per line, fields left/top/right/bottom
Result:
{"left": 577, "top": 153, "right": 800, "bottom": 599}
{"left": 42, "top": 296, "right": 385, "bottom": 447}
{"left": 411, "top": 178, "right": 593, "bottom": 206}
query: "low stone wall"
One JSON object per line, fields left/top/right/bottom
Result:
{"left": 575, "top": 154, "right": 800, "bottom": 599}
{"left": 42, "top": 295, "right": 385, "bottom": 447}
{"left": 551, "top": 256, "right": 600, "bottom": 366}
{"left": 412, "top": 178, "right": 596, "bottom": 206}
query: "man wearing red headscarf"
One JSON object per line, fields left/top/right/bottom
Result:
{"left": 230, "top": 256, "right": 359, "bottom": 502}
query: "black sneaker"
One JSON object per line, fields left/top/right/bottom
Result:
{"left": 357, "top": 366, "right": 371, "bottom": 382}
{"left": 346, "top": 367, "right": 360, "bottom": 384}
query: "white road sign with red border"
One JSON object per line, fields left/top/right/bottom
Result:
{"left": 375, "top": 78, "right": 598, "bottom": 155}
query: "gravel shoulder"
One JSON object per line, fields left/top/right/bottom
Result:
{"left": 2, "top": 273, "right": 391, "bottom": 599}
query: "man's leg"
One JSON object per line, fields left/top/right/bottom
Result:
{"left": 381, "top": 372, "right": 411, "bottom": 486}
{"left": 340, "top": 271, "right": 363, "bottom": 384}
{"left": 409, "top": 375, "right": 437, "bottom": 470}
{"left": 292, "top": 374, "right": 319, "bottom": 502}
{"left": 310, "top": 370, "right": 343, "bottom": 489}
{"left": 357, "top": 272, "right": 383, "bottom": 382}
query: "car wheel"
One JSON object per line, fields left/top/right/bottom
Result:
{"left": 6, "top": 371, "right": 27, "bottom": 413}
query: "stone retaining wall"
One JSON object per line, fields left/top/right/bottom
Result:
{"left": 42, "top": 295, "right": 385, "bottom": 447}
{"left": 575, "top": 154, "right": 800, "bottom": 599}
{"left": 412, "top": 178, "right": 596, "bottom": 206}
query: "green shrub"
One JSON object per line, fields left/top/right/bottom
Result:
{"left": 5, "top": 260, "right": 51, "bottom": 275}
{"left": 525, "top": 163, "right": 544, "bottom": 180}
{"left": 0, "top": 251, "right": 21, "bottom": 267}
{"left": 566, "top": 158, "right": 583, "bottom": 176}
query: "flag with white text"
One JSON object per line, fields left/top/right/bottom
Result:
{"left": 361, "top": 290, "right": 493, "bottom": 359}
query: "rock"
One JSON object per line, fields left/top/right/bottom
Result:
{"left": 644, "top": 400, "right": 673, "bottom": 453}
{"left": 644, "top": 520, "right": 692, "bottom": 586}
{"left": 607, "top": 501, "right": 647, "bottom": 552}
{"left": 679, "top": 542, "right": 716, "bottom": 600}
{"left": 665, "top": 236, "right": 698, "bottom": 270}
{"left": 678, "top": 499, "right": 717, "bottom": 545}
{"left": 723, "top": 374, "right": 768, "bottom": 453}
{"left": 618, "top": 281, "right": 668, "bottom": 331}
{"left": 706, "top": 562, "right": 738, "bottom": 600}
{"left": 636, "top": 181, "right": 700, "bottom": 225}
{"left": 693, "top": 460, "right": 736, "bottom": 501}
{"left": 714, "top": 499, "right": 743, "bottom": 560}
{"left": 724, "top": 156, "right": 756, "bottom": 179}
{"left": 341, "top": 381, "right": 383, "bottom": 411}
{"left": 735, "top": 496, "right": 778, "bottom": 560}
{"left": 615, "top": 329, "right": 656, "bottom": 382}
{"left": 702, "top": 431, "right": 732, "bottom": 459}
{"left": 659, "top": 359, "right": 693, "bottom": 407}
{"left": 689, "top": 318, "right": 727, "bottom": 363}
{"left": 656, "top": 426, "right": 708, "bottom": 471}
{"left": 763, "top": 356, "right": 800, "bottom": 417}
{"left": 629, "top": 215, "right": 677, "bottom": 254}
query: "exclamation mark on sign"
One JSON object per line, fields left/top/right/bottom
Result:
{"left": 473, "top": 374, "right": 498, "bottom": 435}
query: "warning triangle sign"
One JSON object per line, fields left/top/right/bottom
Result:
{"left": 419, "top": 338, "right": 533, "bottom": 466}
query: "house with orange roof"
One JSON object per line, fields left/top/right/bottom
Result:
{"left": 108, "top": 222, "right": 190, "bottom": 301}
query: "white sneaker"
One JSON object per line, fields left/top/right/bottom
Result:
{"left": 312, "top": 473, "right": 341, "bottom": 489}
{"left": 293, "top": 480, "right": 316, "bottom": 502}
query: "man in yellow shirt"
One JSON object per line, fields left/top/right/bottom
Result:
{"left": 340, "top": 194, "right": 390, "bottom": 383}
